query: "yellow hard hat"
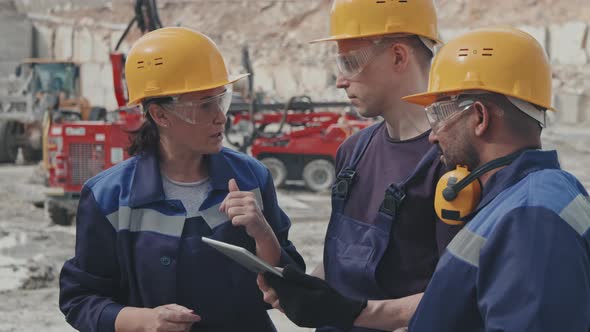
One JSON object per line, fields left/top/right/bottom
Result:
{"left": 311, "top": 0, "right": 441, "bottom": 44}
{"left": 125, "top": 27, "right": 248, "bottom": 105}
{"left": 403, "top": 27, "right": 556, "bottom": 111}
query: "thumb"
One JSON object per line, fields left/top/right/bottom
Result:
{"left": 163, "top": 304, "right": 193, "bottom": 313}
{"left": 229, "top": 178, "right": 240, "bottom": 192}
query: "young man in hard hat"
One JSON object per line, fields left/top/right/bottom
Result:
{"left": 259, "top": 0, "right": 462, "bottom": 331}
{"left": 402, "top": 26, "right": 590, "bottom": 332}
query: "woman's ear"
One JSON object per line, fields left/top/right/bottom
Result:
{"left": 148, "top": 104, "right": 170, "bottom": 128}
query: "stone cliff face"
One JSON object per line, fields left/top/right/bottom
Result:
{"left": 1, "top": 0, "right": 589, "bottom": 126}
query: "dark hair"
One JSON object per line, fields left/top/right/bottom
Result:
{"left": 476, "top": 93, "right": 542, "bottom": 138}
{"left": 127, "top": 97, "right": 172, "bottom": 156}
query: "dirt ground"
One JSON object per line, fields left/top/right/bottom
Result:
{"left": 0, "top": 128, "right": 588, "bottom": 332}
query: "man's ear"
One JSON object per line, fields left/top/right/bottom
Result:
{"left": 391, "top": 43, "right": 411, "bottom": 72}
{"left": 473, "top": 101, "right": 490, "bottom": 137}
{"left": 148, "top": 104, "right": 170, "bottom": 128}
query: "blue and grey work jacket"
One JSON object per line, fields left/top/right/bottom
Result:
{"left": 410, "top": 150, "right": 590, "bottom": 331}
{"left": 59, "top": 148, "right": 305, "bottom": 332}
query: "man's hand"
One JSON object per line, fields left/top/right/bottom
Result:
{"left": 142, "top": 304, "right": 201, "bottom": 332}
{"left": 262, "top": 265, "right": 367, "bottom": 330}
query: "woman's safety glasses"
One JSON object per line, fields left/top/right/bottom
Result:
{"left": 163, "top": 87, "right": 233, "bottom": 125}
{"left": 425, "top": 96, "right": 476, "bottom": 132}
{"left": 336, "top": 39, "right": 394, "bottom": 78}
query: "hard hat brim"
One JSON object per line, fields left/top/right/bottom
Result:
{"left": 128, "top": 73, "right": 250, "bottom": 106}
{"left": 402, "top": 91, "right": 443, "bottom": 107}
{"left": 403, "top": 89, "right": 557, "bottom": 112}
{"left": 227, "top": 73, "right": 250, "bottom": 86}
{"left": 309, "top": 32, "right": 442, "bottom": 45}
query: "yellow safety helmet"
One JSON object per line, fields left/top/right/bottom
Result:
{"left": 403, "top": 27, "right": 556, "bottom": 112}
{"left": 311, "top": 0, "right": 441, "bottom": 44}
{"left": 125, "top": 27, "right": 248, "bottom": 105}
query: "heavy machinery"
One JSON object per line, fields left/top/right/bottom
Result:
{"left": 41, "top": 0, "right": 367, "bottom": 224}
{"left": 110, "top": 0, "right": 162, "bottom": 108}
{"left": 225, "top": 48, "right": 374, "bottom": 192}
{"left": 45, "top": 107, "right": 142, "bottom": 225}
{"left": 0, "top": 59, "right": 104, "bottom": 164}
{"left": 43, "top": 0, "right": 160, "bottom": 225}
{"left": 228, "top": 97, "right": 372, "bottom": 191}
{"left": 252, "top": 110, "right": 371, "bottom": 192}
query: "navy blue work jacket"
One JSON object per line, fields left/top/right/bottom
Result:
{"left": 59, "top": 148, "right": 305, "bottom": 332}
{"left": 410, "top": 150, "right": 590, "bottom": 331}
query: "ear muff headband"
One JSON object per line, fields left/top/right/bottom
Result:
{"left": 442, "top": 149, "right": 526, "bottom": 201}
{"left": 436, "top": 148, "right": 536, "bottom": 225}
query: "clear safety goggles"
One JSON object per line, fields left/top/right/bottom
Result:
{"left": 163, "top": 86, "right": 233, "bottom": 125}
{"left": 336, "top": 39, "right": 393, "bottom": 78}
{"left": 425, "top": 96, "right": 476, "bottom": 132}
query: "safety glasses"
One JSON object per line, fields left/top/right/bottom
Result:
{"left": 164, "top": 86, "right": 233, "bottom": 125}
{"left": 336, "top": 39, "right": 393, "bottom": 78}
{"left": 425, "top": 96, "right": 476, "bottom": 132}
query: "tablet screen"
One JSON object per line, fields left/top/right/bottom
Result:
{"left": 202, "top": 237, "right": 283, "bottom": 277}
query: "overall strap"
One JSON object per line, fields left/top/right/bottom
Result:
{"left": 379, "top": 145, "right": 440, "bottom": 217}
{"left": 333, "top": 122, "right": 384, "bottom": 201}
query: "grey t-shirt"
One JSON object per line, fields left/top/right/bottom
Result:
{"left": 162, "top": 175, "right": 211, "bottom": 218}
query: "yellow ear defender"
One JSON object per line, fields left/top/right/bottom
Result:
{"left": 435, "top": 165, "right": 482, "bottom": 225}
{"left": 435, "top": 150, "right": 530, "bottom": 225}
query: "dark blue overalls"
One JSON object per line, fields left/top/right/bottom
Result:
{"left": 320, "top": 122, "right": 439, "bottom": 332}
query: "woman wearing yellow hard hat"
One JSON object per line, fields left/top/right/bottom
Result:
{"left": 59, "top": 27, "right": 304, "bottom": 332}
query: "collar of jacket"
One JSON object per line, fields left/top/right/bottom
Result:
{"left": 469, "top": 149, "right": 561, "bottom": 216}
{"left": 128, "top": 148, "right": 238, "bottom": 208}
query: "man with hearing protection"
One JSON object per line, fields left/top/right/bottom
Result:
{"left": 399, "top": 27, "right": 590, "bottom": 331}
{"left": 259, "top": 0, "right": 464, "bottom": 331}
{"left": 262, "top": 25, "right": 590, "bottom": 332}
{"left": 59, "top": 27, "right": 304, "bottom": 332}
